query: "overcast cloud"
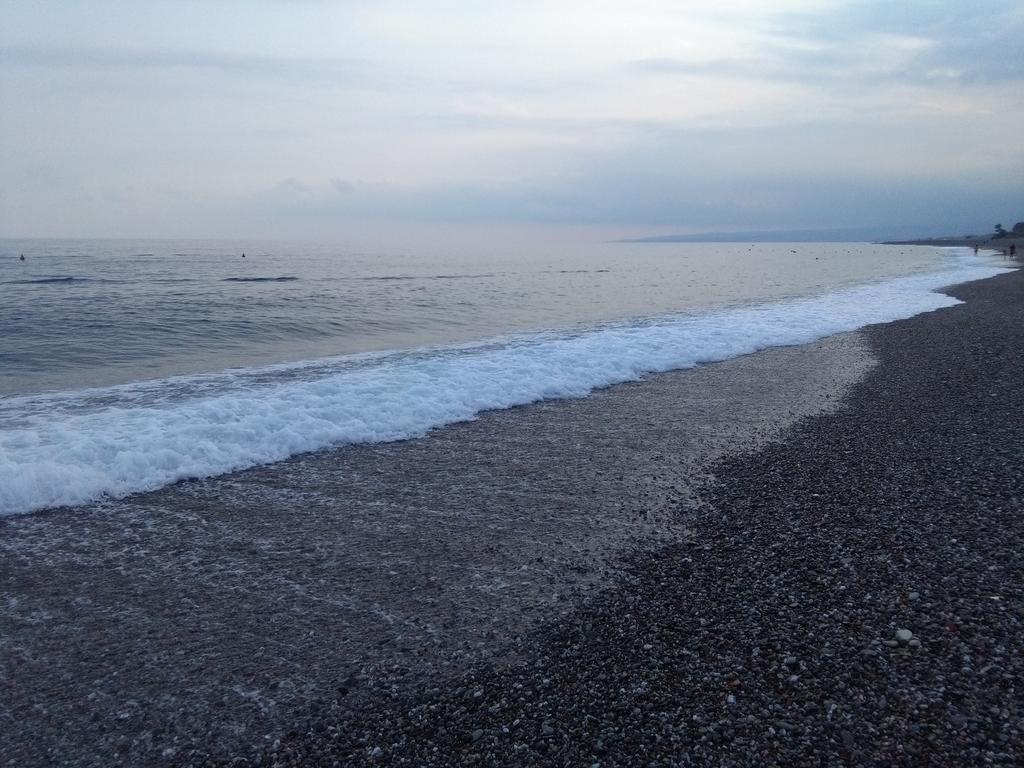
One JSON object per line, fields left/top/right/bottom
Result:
{"left": 1, "top": 0, "right": 1021, "bottom": 239}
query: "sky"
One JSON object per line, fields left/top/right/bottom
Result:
{"left": 1, "top": 0, "right": 1022, "bottom": 241}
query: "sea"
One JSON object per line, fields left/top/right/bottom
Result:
{"left": 0, "top": 238, "right": 1010, "bottom": 516}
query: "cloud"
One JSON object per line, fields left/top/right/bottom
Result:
{"left": 628, "top": 1, "right": 1024, "bottom": 88}
{"left": 0, "top": 44, "right": 384, "bottom": 85}
{"left": 772, "top": 0, "right": 1024, "bottom": 85}
{"left": 2, "top": 0, "right": 1022, "bottom": 238}
{"left": 235, "top": 126, "right": 1022, "bottom": 232}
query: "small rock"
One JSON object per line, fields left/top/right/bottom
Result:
{"left": 896, "top": 628, "right": 913, "bottom": 643}
{"left": 369, "top": 746, "right": 383, "bottom": 759}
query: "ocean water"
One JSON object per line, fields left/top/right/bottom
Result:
{"left": 0, "top": 238, "right": 1009, "bottom": 515}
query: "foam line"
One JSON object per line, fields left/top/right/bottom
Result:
{"left": 0, "top": 252, "right": 1010, "bottom": 515}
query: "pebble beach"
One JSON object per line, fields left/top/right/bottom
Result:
{"left": 3, "top": 265, "right": 1023, "bottom": 767}
{"left": 211, "top": 266, "right": 1024, "bottom": 766}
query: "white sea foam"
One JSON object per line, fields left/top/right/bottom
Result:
{"left": 0, "top": 252, "right": 1010, "bottom": 515}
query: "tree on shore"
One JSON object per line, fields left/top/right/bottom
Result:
{"left": 991, "top": 223, "right": 1023, "bottom": 240}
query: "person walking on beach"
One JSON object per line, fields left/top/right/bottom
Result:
{"left": 1011, "top": 244, "right": 1017, "bottom": 258}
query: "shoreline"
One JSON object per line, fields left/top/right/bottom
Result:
{"left": 214, "top": 267, "right": 1024, "bottom": 765}
{"left": 0, "top": 244, "right": 1003, "bottom": 518}
{"left": 884, "top": 236, "right": 1022, "bottom": 252}
{"left": 1, "top": 326, "right": 875, "bottom": 765}
{"left": 3, "top": 266, "right": 1022, "bottom": 766}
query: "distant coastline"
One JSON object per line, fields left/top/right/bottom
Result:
{"left": 881, "top": 235, "right": 1022, "bottom": 249}
{"left": 616, "top": 229, "right": 1023, "bottom": 250}
{"left": 615, "top": 227, "right": 905, "bottom": 243}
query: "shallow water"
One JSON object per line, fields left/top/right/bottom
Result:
{"left": 1, "top": 238, "right": 948, "bottom": 395}
{"left": 0, "top": 238, "right": 1009, "bottom": 515}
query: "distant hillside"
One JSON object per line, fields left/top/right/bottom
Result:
{"left": 885, "top": 220, "right": 1023, "bottom": 246}
{"left": 615, "top": 226, "right": 960, "bottom": 244}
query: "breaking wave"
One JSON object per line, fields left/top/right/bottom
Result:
{"left": 0, "top": 253, "right": 1009, "bottom": 515}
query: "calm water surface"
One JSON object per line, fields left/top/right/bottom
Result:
{"left": 0, "top": 238, "right": 946, "bottom": 396}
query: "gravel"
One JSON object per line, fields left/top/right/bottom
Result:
{"left": 191, "top": 268, "right": 1024, "bottom": 767}
{"left": 1, "top": 327, "right": 869, "bottom": 767}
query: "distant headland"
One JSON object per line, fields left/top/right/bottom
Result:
{"left": 882, "top": 221, "right": 1023, "bottom": 249}
{"left": 616, "top": 221, "right": 1024, "bottom": 246}
{"left": 615, "top": 227, "right": 905, "bottom": 243}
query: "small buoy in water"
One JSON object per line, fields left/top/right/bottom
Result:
{"left": 241, "top": 252, "right": 246, "bottom": 258}
{"left": 20, "top": 253, "right": 25, "bottom": 261}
